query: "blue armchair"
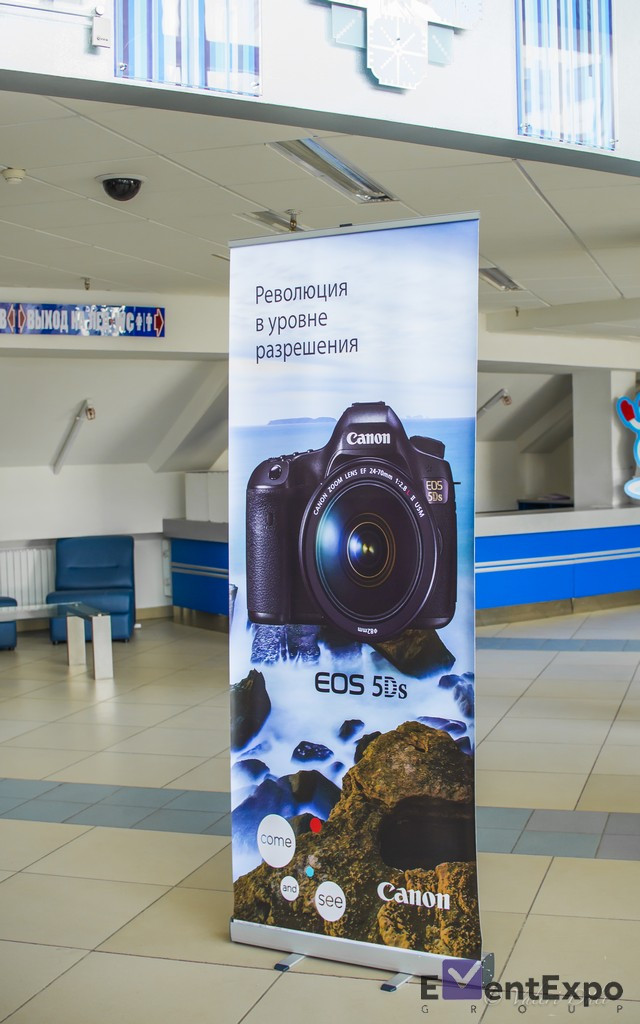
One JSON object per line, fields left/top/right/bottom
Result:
{"left": 0, "top": 597, "right": 17, "bottom": 650}
{"left": 46, "top": 536, "right": 135, "bottom": 643}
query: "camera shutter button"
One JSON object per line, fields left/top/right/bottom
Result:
{"left": 268, "top": 464, "right": 283, "bottom": 480}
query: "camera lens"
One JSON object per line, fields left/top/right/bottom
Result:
{"left": 310, "top": 479, "right": 432, "bottom": 627}
{"left": 346, "top": 518, "right": 394, "bottom": 584}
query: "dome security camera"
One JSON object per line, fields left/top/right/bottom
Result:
{"left": 96, "top": 173, "right": 146, "bottom": 202}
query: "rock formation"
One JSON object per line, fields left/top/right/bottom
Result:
{"left": 233, "top": 721, "right": 481, "bottom": 958}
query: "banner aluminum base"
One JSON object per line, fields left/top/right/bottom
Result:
{"left": 230, "top": 918, "right": 450, "bottom": 978}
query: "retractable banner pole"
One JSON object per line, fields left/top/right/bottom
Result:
{"left": 228, "top": 217, "right": 481, "bottom": 977}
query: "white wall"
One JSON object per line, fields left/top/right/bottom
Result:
{"left": 134, "top": 537, "right": 170, "bottom": 610}
{"left": 0, "top": 464, "right": 184, "bottom": 609}
{"left": 476, "top": 441, "right": 519, "bottom": 513}
{"left": 2, "top": 0, "right": 640, "bottom": 166}
{"left": 477, "top": 436, "right": 574, "bottom": 514}
{"left": 0, "top": 464, "right": 183, "bottom": 540}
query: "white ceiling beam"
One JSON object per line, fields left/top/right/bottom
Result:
{"left": 148, "top": 363, "right": 227, "bottom": 473}
{"left": 487, "top": 298, "right": 640, "bottom": 334}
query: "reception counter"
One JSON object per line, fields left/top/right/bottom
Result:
{"left": 163, "top": 519, "right": 229, "bottom": 624}
{"left": 163, "top": 508, "right": 640, "bottom": 624}
{"left": 476, "top": 507, "right": 640, "bottom": 612}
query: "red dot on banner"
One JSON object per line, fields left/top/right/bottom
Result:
{"left": 310, "top": 817, "right": 322, "bottom": 834}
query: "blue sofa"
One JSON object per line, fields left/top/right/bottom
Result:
{"left": 0, "top": 597, "right": 17, "bottom": 650}
{"left": 46, "top": 535, "right": 135, "bottom": 643}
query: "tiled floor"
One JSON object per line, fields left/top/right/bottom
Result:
{"left": 0, "top": 610, "right": 638, "bottom": 1022}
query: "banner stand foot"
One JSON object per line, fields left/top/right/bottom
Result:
{"left": 274, "top": 953, "right": 306, "bottom": 972}
{"left": 381, "top": 972, "right": 412, "bottom": 992}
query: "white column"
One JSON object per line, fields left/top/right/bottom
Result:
{"left": 572, "top": 369, "right": 637, "bottom": 509}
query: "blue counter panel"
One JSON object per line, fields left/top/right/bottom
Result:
{"left": 476, "top": 524, "right": 640, "bottom": 564}
{"left": 172, "top": 539, "right": 228, "bottom": 570}
{"left": 475, "top": 525, "right": 640, "bottom": 609}
{"left": 170, "top": 539, "right": 229, "bottom": 615}
{"left": 574, "top": 555, "right": 640, "bottom": 598}
{"left": 476, "top": 564, "right": 575, "bottom": 609}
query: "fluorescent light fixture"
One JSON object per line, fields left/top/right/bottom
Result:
{"left": 236, "top": 209, "right": 307, "bottom": 233}
{"left": 269, "top": 138, "right": 395, "bottom": 204}
{"left": 479, "top": 266, "right": 523, "bottom": 291}
{"left": 52, "top": 399, "right": 96, "bottom": 474}
{"left": 477, "top": 388, "right": 513, "bottom": 417}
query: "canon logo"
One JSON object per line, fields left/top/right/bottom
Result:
{"left": 346, "top": 431, "right": 391, "bottom": 445}
{"left": 377, "top": 881, "right": 451, "bottom": 910}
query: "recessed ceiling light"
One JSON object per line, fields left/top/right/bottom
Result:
{"left": 269, "top": 138, "right": 395, "bottom": 204}
{"left": 479, "top": 266, "right": 523, "bottom": 291}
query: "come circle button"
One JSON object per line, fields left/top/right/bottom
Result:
{"left": 257, "top": 814, "right": 296, "bottom": 868}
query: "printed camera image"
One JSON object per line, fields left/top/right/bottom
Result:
{"left": 246, "top": 402, "right": 457, "bottom": 642}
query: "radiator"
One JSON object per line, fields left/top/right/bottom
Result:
{"left": 0, "top": 547, "right": 55, "bottom": 606}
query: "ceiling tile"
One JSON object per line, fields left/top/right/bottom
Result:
{"left": 75, "top": 105, "right": 317, "bottom": 153}
{"left": 327, "top": 135, "right": 512, "bottom": 173}
{"left": 1, "top": 118, "right": 148, "bottom": 170}
{"left": 0, "top": 177, "right": 77, "bottom": 208}
{"left": 30, "top": 155, "right": 211, "bottom": 195}
{"left": 0, "top": 198, "right": 139, "bottom": 230}
{"left": 0, "top": 91, "right": 77, "bottom": 126}
{"left": 168, "top": 144, "right": 313, "bottom": 186}
{"left": 520, "top": 159, "right": 640, "bottom": 192}
{"left": 543, "top": 186, "right": 640, "bottom": 248}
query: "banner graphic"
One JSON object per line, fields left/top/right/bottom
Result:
{"left": 228, "top": 217, "right": 480, "bottom": 970}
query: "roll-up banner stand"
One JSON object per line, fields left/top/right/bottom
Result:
{"left": 228, "top": 216, "right": 481, "bottom": 979}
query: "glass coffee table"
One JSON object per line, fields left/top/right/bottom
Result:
{"left": 0, "top": 602, "right": 113, "bottom": 680}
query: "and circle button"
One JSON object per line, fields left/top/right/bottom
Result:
{"left": 280, "top": 876, "right": 300, "bottom": 902}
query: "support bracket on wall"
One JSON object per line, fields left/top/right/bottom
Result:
{"left": 52, "top": 399, "right": 96, "bottom": 474}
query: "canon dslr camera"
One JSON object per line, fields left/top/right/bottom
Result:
{"left": 246, "top": 402, "right": 456, "bottom": 641}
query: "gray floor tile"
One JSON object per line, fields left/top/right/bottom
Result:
{"left": 0, "top": 779, "right": 59, "bottom": 799}
{"left": 605, "top": 813, "right": 640, "bottom": 836}
{"left": 133, "top": 808, "right": 227, "bottom": 833}
{"left": 526, "top": 809, "right": 607, "bottom": 834}
{"left": 0, "top": 795, "right": 29, "bottom": 814}
{"left": 1, "top": 799, "right": 88, "bottom": 823}
{"left": 580, "top": 639, "right": 627, "bottom": 651}
{"left": 539, "top": 639, "right": 585, "bottom": 650}
{"left": 66, "top": 804, "right": 155, "bottom": 828}
{"left": 597, "top": 834, "right": 640, "bottom": 860}
{"left": 203, "top": 813, "right": 232, "bottom": 836}
{"left": 100, "top": 786, "right": 186, "bottom": 807}
{"left": 476, "top": 827, "right": 521, "bottom": 853}
{"left": 162, "top": 790, "right": 230, "bottom": 813}
{"left": 38, "top": 783, "right": 120, "bottom": 803}
{"left": 513, "top": 830, "right": 600, "bottom": 858}
{"left": 477, "top": 806, "right": 533, "bottom": 829}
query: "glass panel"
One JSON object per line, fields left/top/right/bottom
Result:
{"left": 114, "top": 0, "right": 261, "bottom": 97}
{"left": 516, "top": 0, "right": 615, "bottom": 151}
{"left": 0, "top": 602, "right": 106, "bottom": 621}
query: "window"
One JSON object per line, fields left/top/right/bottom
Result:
{"left": 515, "top": 0, "right": 615, "bottom": 150}
{"left": 115, "top": 0, "right": 260, "bottom": 97}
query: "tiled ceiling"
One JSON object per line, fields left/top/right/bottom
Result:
{"left": 0, "top": 88, "right": 639, "bottom": 330}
